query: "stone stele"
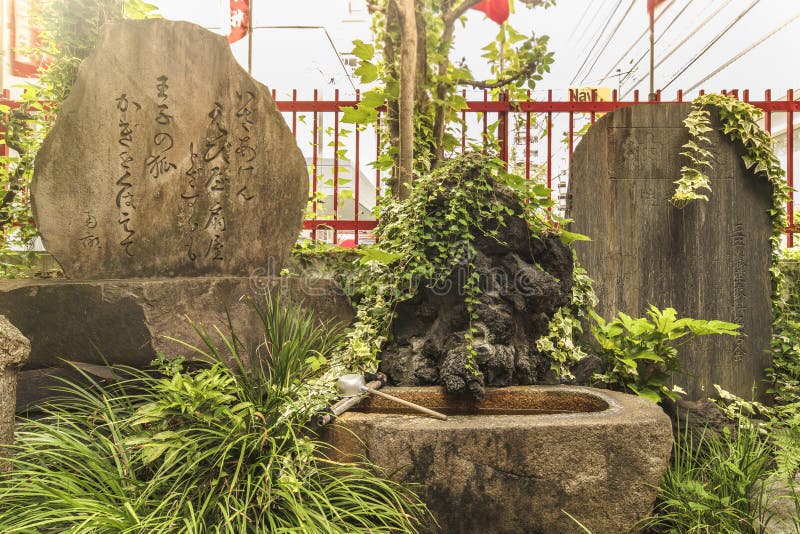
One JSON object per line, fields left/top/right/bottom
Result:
{"left": 567, "top": 104, "right": 773, "bottom": 401}
{"left": 32, "top": 19, "right": 308, "bottom": 279}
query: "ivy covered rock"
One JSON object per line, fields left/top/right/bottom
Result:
{"left": 355, "top": 153, "right": 574, "bottom": 400}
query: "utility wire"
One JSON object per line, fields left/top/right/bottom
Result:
{"left": 662, "top": 0, "right": 759, "bottom": 90}
{"left": 572, "top": 1, "right": 608, "bottom": 56}
{"left": 569, "top": 0, "right": 625, "bottom": 86}
{"left": 686, "top": 11, "right": 800, "bottom": 93}
{"left": 610, "top": 0, "right": 692, "bottom": 86}
{"left": 600, "top": 0, "right": 676, "bottom": 83}
{"left": 578, "top": 0, "right": 637, "bottom": 85}
{"left": 621, "top": 0, "right": 736, "bottom": 97}
{"left": 568, "top": 0, "right": 600, "bottom": 42}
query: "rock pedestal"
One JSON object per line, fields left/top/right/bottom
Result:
{"left": 4, "top": 277, "right": 353, "bottom": 409}
{"left": 379, "top": 180, "right": 574, "bottom": 400}
{"left": 567, "top": 104, "right": 773, "bottom": 401}
{"left": 0, "top": 315, "right": 30, "bottom": 471}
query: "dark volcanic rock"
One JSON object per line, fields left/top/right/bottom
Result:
{"left": 379, "top": 179, "right": 573, "bottom": 400}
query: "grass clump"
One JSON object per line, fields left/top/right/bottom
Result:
{"left": 0, "top": 295, "right": 429, "bottom": 533}
{"left": 644, "top": 413, "right": 799, "bottom": 534}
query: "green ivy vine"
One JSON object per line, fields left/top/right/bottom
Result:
{"left": 671, "top": 94, "right": 792, "bottom": 230}
{"left": 672, "top": 93, "right": 798, "bottom": 410}
{"left": 334, "top": 152, "right": 570, "bottom": 376}
{"left": 536, "top": 258, "right": 597, "bottom": 379}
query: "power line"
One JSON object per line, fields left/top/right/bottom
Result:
{"left": 571, "top": 1, "right": 608, "bottom": 56}
{"left": 569, "top": 0, "right": 625, "bottom": 86}
{"left": 620, "top": 0, "right": 734, "bottom": 97}
{"left": 568, "top": 0, "right": 601, "bottom": 42}
{"left": 612, "top": 0, "right": 692, "bottom": 86}
{"left": 662, "top": 0, "right": 759, "bottom": 90}
{"left": 600, "top": 0, "right": 676, "bottom": 83}
{"left": 686, "top": 11, "right": 800, "bottom": 93}
{"left": 578, "top": 0, "right": 637, "bottom": 85}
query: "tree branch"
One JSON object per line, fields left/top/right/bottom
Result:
{"left": 456, "top": 60, "right": 540, "bottom": 89}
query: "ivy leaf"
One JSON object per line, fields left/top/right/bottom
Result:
{"left": 341, "top": 105, "right": 377, "bottom": 124}
{"left": 354, "top": 61, "right": 378, "bottom": 84}
{"left": 358, "top": 247, "right": 401, "bottom": 265}
{"left": 360, "top": 89, "right": 386, "bottom": 109}
{"left": 629, "top": 386, "right": 661, "bottom": 403}
{"left": 351, "top": 39, "right": 374, "bottom": 61}
{"left": 559, "top": 230, "right": 591, "bottom": 245}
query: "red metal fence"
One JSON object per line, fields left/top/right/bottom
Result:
{"left": 1, "top": 88, "right": 797, "bottom": 246}
{"left": 272, "top": 88, "right": 798, "bottom": 247}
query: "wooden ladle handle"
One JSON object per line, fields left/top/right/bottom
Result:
{"left": 363, "top": 386, "right": 448, "bottom": 421}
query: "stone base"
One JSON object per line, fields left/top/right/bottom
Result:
{"left": 0, "top": 277, "right": 353, "bottom": 409}
{"left": 325, "top": 386, "right": 673, "bottom": 534}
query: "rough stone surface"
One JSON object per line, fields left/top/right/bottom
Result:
{"left": 379, "top": 182, "right": 573, "bottom": 400}
{"left": 0, "top": 277, "right": 353, "bottom": 407}
{"left": 0, "top": 315, "right": 30, "bottom": 471}
{"left": 32, "top": 19, "right": 307, "bottom": 279}
{"left": 567, "top": 104, "right": 773, "bottom": 401}
{"left": 325, "top": 385, "right": 673, "bottom": 534}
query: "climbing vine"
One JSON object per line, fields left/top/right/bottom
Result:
{"left": 672, "top": 93, "right": 799, "bottom": 410}
{"left": 671, "top": 94, "right": 792, "bottom": 231}
{"left": 334, "top": 152, "right": 567, "bottom": 376}
{"left": 536, "top": 259, "right": 597, "bottom": 379}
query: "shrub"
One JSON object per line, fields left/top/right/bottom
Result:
{"left": 591, "top": 305, "right": 740, "bottom": 402}
{"left": 643, "top": 417, "right": 779, "bottom": 533}
{"left": 0, "top": 296, "right": 429, "bottom": 533}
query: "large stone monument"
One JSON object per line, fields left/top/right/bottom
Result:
{"left": 567, "top": 104, "right": 773, "bottom": 401}
{"left": 5, "top": 20, "right": 353, "bottom": 408}
{"left": 33, "top": 19, "right": 306, "bottom": 278}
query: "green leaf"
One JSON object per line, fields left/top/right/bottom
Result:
{"left": 360, "top": 89, "right": 386, "bottom": 109}
{"left": 629, "top": 386, "right": 661, "bottom": 403}
{"left": 358, "top": 247, "right": 402, "bottom": 265}
{"left": 559, "top": 230, "right": 591, "bottom": 245}
{"left": 354, "top": 61, "right": 378, "bottom": 84}
{"left": 341, "top": 105, "right": 377, "bottom": 124}
{"left": 351, "top": 39, "right": 374, "bottom": 61}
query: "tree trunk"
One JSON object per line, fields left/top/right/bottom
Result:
{"left": 392, "top": 0, "right": 417, "bottom": 200}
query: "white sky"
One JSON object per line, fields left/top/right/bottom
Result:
{"left": 152, "top": 0, "right": 800, "bottom": 100}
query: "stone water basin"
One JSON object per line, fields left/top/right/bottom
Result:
{"left": 326, "top": 385, "right": 672, "bottom": 534}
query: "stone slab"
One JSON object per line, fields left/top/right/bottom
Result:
{"left": 567, "top": 104, "right": 773, "bottom": 401}
{"left": 32, "top": 19, "right": 307, "bottom": 279}
{"left": 0, "top": 277, "right": 353, "bottom": 371}
{"left": 325, "top": 386, "right": 672, "bottom": 534}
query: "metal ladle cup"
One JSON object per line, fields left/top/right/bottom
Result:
{"left": 337, "top": 373, "right": 448, "bottom": 421}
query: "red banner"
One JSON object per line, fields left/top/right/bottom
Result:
{"left": 10, "top": 0, "right": 45, "bottom": 77}
{"left": 471, "top": 0, "right": 510, "bottom": 25}
{"left": 226, "top": 0, "right": 250, "bottom": 44}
